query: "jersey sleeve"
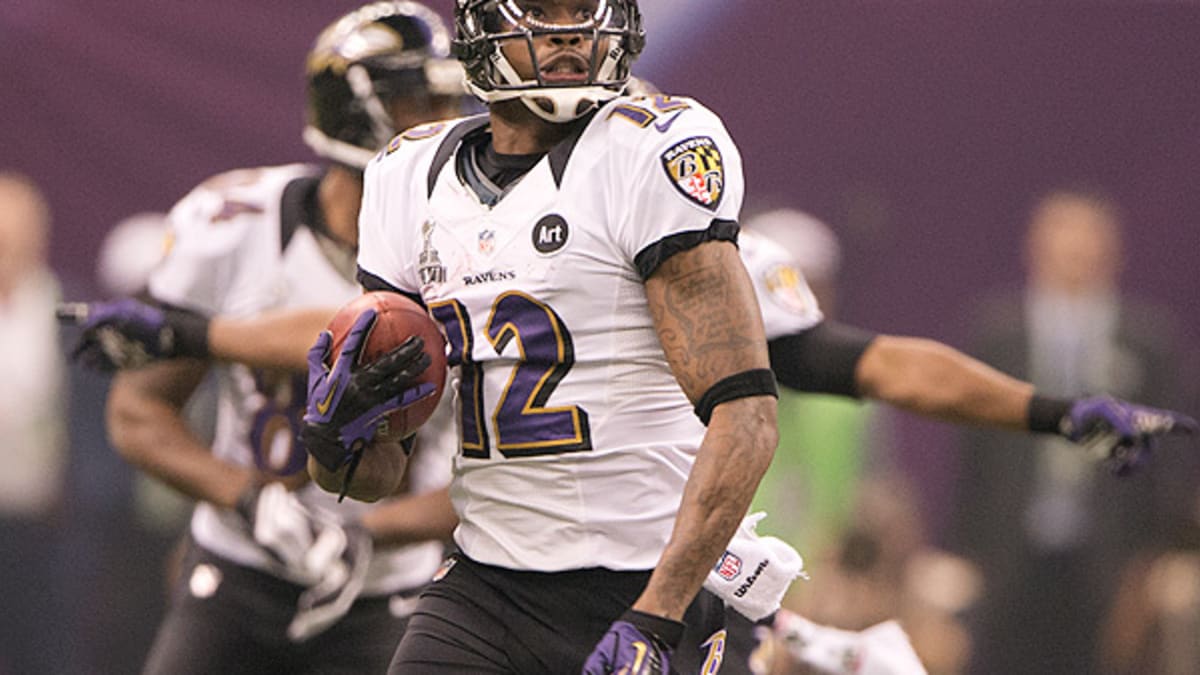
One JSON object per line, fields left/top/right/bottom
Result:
{"left": 609, "top": 99, "right": 746, "bottom": 280}
{"left": 148, "top": 180, "right": 257, "bottom": 315}
{"left": 739, "top": 231, "right": 825, "bottom": 339}
{"left": 356, "top": 151, "right": 421, "bottom": 295}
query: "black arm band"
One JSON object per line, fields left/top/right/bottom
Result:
{"left": 163, "top": 306, "right": 211, "bottom": 358}
{"left": 621, "top": 609, "right": 685, "bottom": 650}
{"left": 767, "top": 320, "right": 877, "bottom": 397}
{"left": 146, "top": 296, "right": 211, "bottom": 359}
{"left": 1028, "top": 394, "right": 1073, "bottom": 434}
{"left": 694, "top": 368, "right": 778, "bottom": 426}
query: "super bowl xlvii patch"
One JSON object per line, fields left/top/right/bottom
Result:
{"left": 661, "top": 135, "right": 725, "bottom": 210}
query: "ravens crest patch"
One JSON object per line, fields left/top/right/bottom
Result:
{"left": 661, "top": 136, "right": 725, "bottom": 210}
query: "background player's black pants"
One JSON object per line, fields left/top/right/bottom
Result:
{"left": 142, "top": 539, "right": 413, "bottom": 675}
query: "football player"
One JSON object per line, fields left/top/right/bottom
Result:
{"left": 69, "top": 3, "right": 469, "bottom": 674}
{"left": 307, "top": 1, "right": 779, "bottom": 673}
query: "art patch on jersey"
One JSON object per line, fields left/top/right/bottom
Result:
{"left": 661, "top": 136, "right": 724, "bottom": 211}
{"left": 418, "top": 220, "right": 446, "bottom": 286}
{"left": 532, "top": 214, "right": 569, "bottom": 255}
{"left": 764, "top": 263, "right": 817, "bottom": 315}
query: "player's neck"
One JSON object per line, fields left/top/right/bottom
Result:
{"left": 488, "top": 100, "right": 582, "bottom": 155}
{"left": 318, "top": 167, "right": 362, "bottom": 249}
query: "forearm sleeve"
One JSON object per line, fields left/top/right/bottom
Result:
{"left": 767, "top": 320, "right": 877, "bottom": 397}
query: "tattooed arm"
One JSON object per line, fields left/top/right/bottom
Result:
{"left": 635, "top": 239, "right": 779, "bottom": 621}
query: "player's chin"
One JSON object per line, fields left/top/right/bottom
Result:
{"left": 306, "top": 441, "right": 408, "bottom": 503}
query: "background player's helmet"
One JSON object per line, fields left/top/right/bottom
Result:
{"left": 304, "top": 1, "right": 464, "bottom": 169}
{"left": 453, "top": 0, "right": 645, "bottom": 123}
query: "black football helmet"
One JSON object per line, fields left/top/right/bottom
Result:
{"left": 452, "top": 0, "right": 645, "bottom": 122}
{"left": 304, "top": 1, "right": 466, "bottom": 169}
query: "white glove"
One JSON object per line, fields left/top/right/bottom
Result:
{"left": 774, "top": 611, "right": 927, "bottom": 675}
{"left": 286, "top": 521, "right": 372, "bottom": 642}
{"left": 703, "top": 512, "right": 807, "bottom": 621}
{"left": 237, "top": 483, "right": 373, "bottom": 641}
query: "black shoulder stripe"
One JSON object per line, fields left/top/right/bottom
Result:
{"left": 633, "top": 218, "right": 739, "bottom": 280}
{"left": 428, "top": 115, "right": 490, "bottom": 198}
{"left": 279, "top": 174, "right": 321, "bottom": 252}
{"left": 356, "top": 265, "right": 425, "bottom": 309}
{"left": 548, "top": 110, "right": 598, "bottom": 187}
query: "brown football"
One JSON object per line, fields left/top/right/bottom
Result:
{"left": 325, "top": 291, "right": 447, "bottom": 440}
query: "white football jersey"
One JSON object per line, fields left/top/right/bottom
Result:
{"left": 738, "top": 229, "right": 825, "bottom": 340}
{"left": 148, "top": 164, "right": 449, "bottom": 594}
{"left": 358, "top": 95, "right": 746, "bottom": 571}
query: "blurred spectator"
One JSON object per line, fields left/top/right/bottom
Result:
{"left": 948, "top": 187, "right": 1196, "bottom": 674}
{"left": 0, "top": 171, "right": 69, "bottom": 674}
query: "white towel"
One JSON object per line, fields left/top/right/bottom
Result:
{"left": 773, "top": 611, "right": 928, "bottom": 675}
{"left": 703, "top": 512, "right": 807, "bottom": 621}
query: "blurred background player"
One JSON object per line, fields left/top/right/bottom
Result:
{"left": 0, "top": 171, "right": 70, "bottom": 675}
{"left": 948, "top": 187, "right": 1199, "bottom": 675}
{"left": 68, "top": 3, "right": 467, "bottom": 673}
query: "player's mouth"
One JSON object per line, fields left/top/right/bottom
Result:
{"left": 539, "top": 53, "right": 591, "bottom": 84}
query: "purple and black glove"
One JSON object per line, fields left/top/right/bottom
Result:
{"left": 1031, "top": 394, "right": 1199, "bottom": 476}
{"left": 299, "top": 309, "right": 433, "bottom": 497}
{"left": 64, "top": 298, "right": 210, "bottom": 371}
{"left": 582, "top": 609, "right": 684, "bottom": 675}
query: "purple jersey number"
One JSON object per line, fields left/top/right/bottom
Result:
{"left": 247, "top": 370, "right": 309, "bottom": 475}
{"left": 431, "top": 292, "right": 592, "bottom": 459}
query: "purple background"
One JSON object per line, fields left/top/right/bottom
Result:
{"left": 3, "top": 1, "right": 1198, "bottom": 532}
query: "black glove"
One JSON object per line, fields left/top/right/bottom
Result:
{"left": 582, "top": 609, "right": 684, "bottom": 675}
{"left": 65, "top": 298, "right": 210, "bottom": 371}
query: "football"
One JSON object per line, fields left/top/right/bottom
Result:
{"left": 325, "top": 291, "right": 448, "bottom": 440}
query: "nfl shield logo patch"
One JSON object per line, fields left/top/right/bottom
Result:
{"left": 714, "top": 552, "right": 742, "bottom": 581}
{"left": 661, "top": 135, "right": 724, "bottom": 211}
{"left": 478, "top": 229, "right": 495, "bottom": 255}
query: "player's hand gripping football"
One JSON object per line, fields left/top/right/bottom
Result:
{"left": 582, "top": 610, "right": 684, "bottom": 675}
{"left": 1060, "top": 396, "right": 1198, "bottom": 476}
{"left": 236, "top": 482, "right": 372, "bottom": 641}
{"left": 62, "top": 298, "right": 210, "bottom": 371}
{"left": 300, "top": 308, "right": 434, "bottom": 498}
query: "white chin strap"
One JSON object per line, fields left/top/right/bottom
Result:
{"left": 302, "top": 127, "right": 376, "bottom": 170}
{"left": 468, "top": 81, "right": 617, "bottom": 123}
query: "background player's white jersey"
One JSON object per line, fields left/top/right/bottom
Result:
{"left": 149, "top": 164, "right": 449, "bottom": 594}
{"left": 738, "top": 229, "right": 825, "bottom": 339}
{"left": 358, "top": 95, "right": 745, "bottom": 571}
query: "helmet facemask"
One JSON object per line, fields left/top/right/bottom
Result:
{"left": 454, "top": 0, "right": 645, "bottom": 123}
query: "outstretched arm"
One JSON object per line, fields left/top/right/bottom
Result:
{"left": 854, "top": 334, "right": 1034, "bottom": 431}
{"left": 208, "top": 308, "right": 335, "bottom": 371}
{"left": 770, "top": 321, "right": 1197, "bottom": 473}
